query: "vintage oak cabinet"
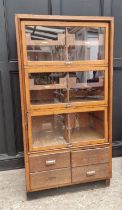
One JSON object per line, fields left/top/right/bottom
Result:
{"left": 15, "top": 15, "right": 114, "bottom": 192}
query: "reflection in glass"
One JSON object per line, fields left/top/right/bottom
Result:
{"left": 68, "top": 71, "right": 104, "bottom": 102}
{"left": 25, "top": 26, "right": 66, "bottom": 61}
{"left": 25, "top": 25, "right": 105, "bottom": 62}
{"left": 29, "top": 72, "right": 68, "bottom": 105}
{"left": 31, "top": 114, "right": 68, "bottom": 148}
{"left": 69, "top": 111, "right": 104, "bottom": 142}
{"left": 67, "top": 27, "right": 105, "bottom": 60}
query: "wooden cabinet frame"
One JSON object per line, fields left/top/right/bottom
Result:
{"left": 15, "top": 15, "right": 114, "bottom": 193}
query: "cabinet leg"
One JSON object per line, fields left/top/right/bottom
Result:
{"left": 26, "top": 192, "right": 30, "bottom": 200}
{"left": 105, "top": 179, "right": 110, "bottom": 186}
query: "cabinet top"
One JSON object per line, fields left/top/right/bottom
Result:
{"left": 15, "top": 14, "right": 114, "bottom": 23}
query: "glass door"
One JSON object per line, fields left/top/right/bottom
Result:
{"left": 21, "top": 21, "right": 108, "bottom": 66}
{"left": 28, "top": 107, "right": 108, "bottom": 151}
{"left": 25, "top": 68, "right": 108, "bottom": 111}
{"left": 28, "top": 72, "right": 68, "bottom": 106}
{"left": 67, "top": 26, "right": 106, "bottom": 62}
{"left": 68, "top": 70, "right": 107, "bottom": 103}
{"left": 69, "top": 109, "right": 108, "bottom": 146}
{"left": 28, "top": 113, "right": 69, "bottom": 151}
{"left": 21, "top": 21, "right": 67, "bottom": 65}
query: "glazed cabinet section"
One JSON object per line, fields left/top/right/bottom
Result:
{"left": 15, "top": 15, "right": 113, "bottom": 192}
{"left": 28, "top": 108, "right": 107, "bottom": 151}
{"left": 21, "top": 21, "right": 108, "bottom": 65}
{"left": 26, "top": 69, "right": 108, "bottom": 109}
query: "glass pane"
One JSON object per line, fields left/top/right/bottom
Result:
{"left": 67, "top": 27, "right": 105, "bottom": 61}
{"left": 68, "top": 71, "right": 105, "bottom": 102}
{"left": 31, "top": 114, "right": 68, "bottom": 148}
{"left": 25, "top": 26, "right": 66, "bottom": 61}
{"left": 70, "top": 111, "right": 104, "bottom": 143}
{"left": 29, "top": 73, "right": 68, "bottom": 105}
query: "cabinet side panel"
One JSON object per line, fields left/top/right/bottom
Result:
{"left": 108, "top": 19, "right": 114, "bottom": 142}
{"left": 15, "top": 16, "right": 30, "bottom": 192}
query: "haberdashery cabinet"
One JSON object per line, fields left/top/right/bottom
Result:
{"left": 15, "top": 15, "right": 114, "bottom": 192}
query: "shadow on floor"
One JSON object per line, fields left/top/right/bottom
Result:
{"left": 27, "top": 179, "right": 109, "bottom": 200}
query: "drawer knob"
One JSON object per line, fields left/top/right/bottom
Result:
{"left": 46, "top": 160, "right": 56, "bottom": 166}
{"left": 86, "top": 170, "right": 96, "bottom": 176}
{"left": 64, "top": 61, "right": 72, "bottom": 65}
{"left": 66, "top": 103, "right": 72, "bottom": 108}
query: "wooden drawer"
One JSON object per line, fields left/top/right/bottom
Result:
{"left": 30, "top": 168, "right": 71, "bottom": 190}
{"left": 29, "top": 151, "right": 70, "bottom": 173}
{"left": 72, "top": 163, "right": 111, "bottom": 183}
{"left": 71, "top": 147, "right": 110, "bottom": 167}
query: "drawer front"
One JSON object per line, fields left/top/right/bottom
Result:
{"left": 29, "top": 151, "right": 70, "bottom": 172}
{"left": 72, "top": 163, "right": 111, "bottom": 183}
{"left": 30, "top": 168, "right": 71, "bottom": 190}
{"left": 72, "top": 147, "right": 110, "bottom": 167}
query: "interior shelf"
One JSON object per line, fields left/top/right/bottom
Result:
{"left": 26, "top": 33, "right": 65, "bottom": 46}
{"left": 32, "top": 130, "right": 67, "bottom": 148}
{"left": 70, "top": 127, "right": 104, "bottom": 142}
{"left": 30, "top": 78, "right": 67, "bottom": 90}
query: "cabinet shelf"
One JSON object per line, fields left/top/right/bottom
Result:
{"left": 32, "top": 132, "right": 67, "bottom": 148}
{"left": 71, "top": 127, "right": 104, "bottom": 142}
{"left": 26, "top": 33, "right": 65, "bottom": 46}
{"left": 30, "top": 77, "right": 103, "bottom": 91}
{"left": 26, "top": 33, "right": 104, "bottom": 47}
{"left": 30, "top": 78, "right": 67, "bottom": 90}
